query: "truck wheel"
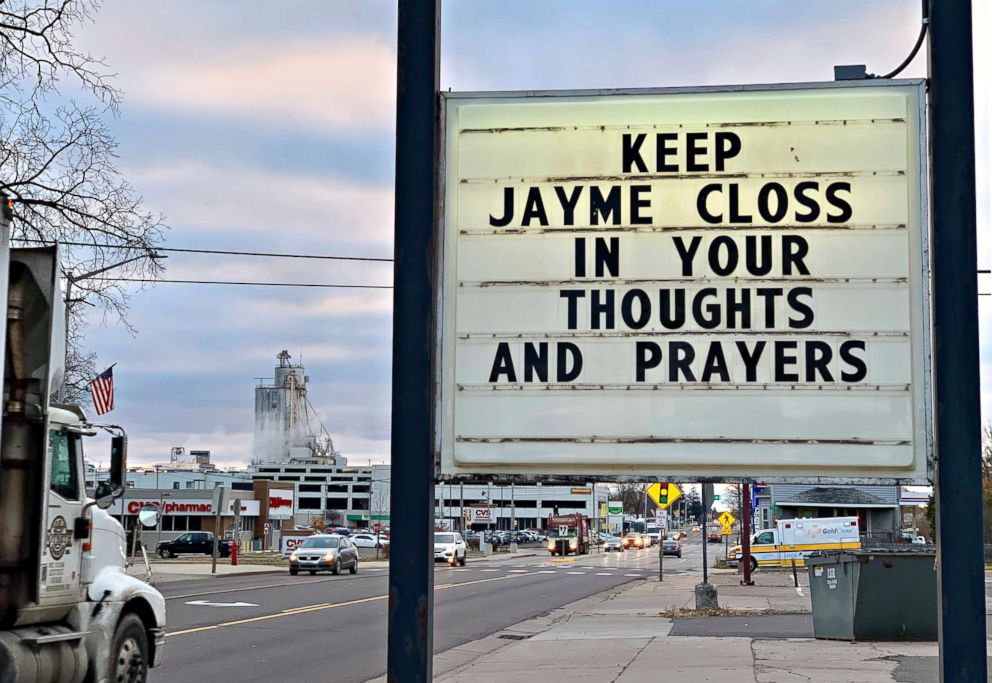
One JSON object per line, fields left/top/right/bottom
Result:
{"left": 110, "top": 613, "right": 149, "bottom": 683}
{"left": 750, "top": 557, "right": 759, "bottom": 573}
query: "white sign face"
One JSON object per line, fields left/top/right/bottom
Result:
{"left": 468, "top": 507, "right": 493, "bottom": 525}
{"left": 438, "top": 81, "right": 929, "bottom": 483}
{"left": 266, "top": 490, "right": 295, "bottom": 519}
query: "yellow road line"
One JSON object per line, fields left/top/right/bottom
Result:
{"left": 167, "top": 572, "right": 532, "bottom": 638}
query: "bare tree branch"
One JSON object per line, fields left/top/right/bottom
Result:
{"left": 0, "top": 1, "right": 167, "bottom": 409}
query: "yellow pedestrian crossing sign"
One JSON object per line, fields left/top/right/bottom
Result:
{"left": 717, "top": 511, "right": 736, "bottom": 528}
{"left": 646, "top": 482, "right": 682, "bottom": 509}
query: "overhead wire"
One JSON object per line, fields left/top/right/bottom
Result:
{"left": 87, "top": 277, "right": 391, "bottom": 289}
{"left": 12, "top": 237, "right": 393, "bottom": 263}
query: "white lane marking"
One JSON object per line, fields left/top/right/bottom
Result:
{"left": 536, "top": 570, "right": 557, "bottom": 574}
{"left": 480, "top": 569, "right": 499, "bottom": 572}
{"left": 507, "top": 570, "right": 529, "bottom": 573}
{"left": 185, "top": 600, "right": 259, "bottom": 607}
{"left": 624, "top": 573, "right": 642, "bottom": 577}
{"left": 566, "top": 571, "right": 585, "bottom": 575}
{"left": 454, "top": 568, "right": 471, "bottom": 572}
{"left": 595, "top": 573, "right": 613, "bottom": 576}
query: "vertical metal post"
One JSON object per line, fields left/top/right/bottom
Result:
{"left": 459, "top": 483, "right": 464, "bottom": 533}
{"left": 387, "top": 1, "right": 439, "bottom": 680}
{"left": 928, "top": 2, "right": 986, "bottom": 680}
{"left": 742, "top": 483, "right": 753, "bottom": 585}
{"left": 701, "top": 483, "right": 709, "bottom": 584}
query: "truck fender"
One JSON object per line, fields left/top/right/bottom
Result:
{"left": 82, "top": 567, "right": 166, "bottom": 682}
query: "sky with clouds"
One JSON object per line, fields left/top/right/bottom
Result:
{"left": 71, "top": 1, "right": 990, "bottom": 469}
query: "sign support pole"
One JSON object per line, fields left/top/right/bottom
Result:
{"left": 701, "top": 483, "right": 709, "bottom": 584}
{"left": 928, "top": 2, "right": 986, "bottom": 681}
{"left": 387, "top": 1, "right": 439, "bottom": 681}
{"left": 741, "top": 483, "right": 753, "bottom": 586}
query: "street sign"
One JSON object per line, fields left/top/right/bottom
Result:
{"left": 721, "top": 525, "right": 733, "bottom": 536}
{"left": 718, "top": 511, "right": 736, "bottom": 528}
{"left": 372, "top": 522, "right": 383, "bottom": 533}
{"left": 436, "top": 81, "right": 929, "bottom": 484}
{"left": 647, "top": 482, "right": 683, "bottom": 509}
{"left": 263, "top": 522, "right": 270, "bottom": 535}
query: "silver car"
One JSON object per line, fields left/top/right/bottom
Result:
{"left": 289, "top": 534, "right": 358, "bottom": 576}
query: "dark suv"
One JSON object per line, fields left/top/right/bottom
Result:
{"left": 156, "top": 532, "right": 230, "bottom": 558}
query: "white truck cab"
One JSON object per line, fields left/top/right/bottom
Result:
{"left": 727, "top": 516, "right": 861, "bottom": 571}
{"left": 0, "top": 207, "right": 165, "bottom": 683}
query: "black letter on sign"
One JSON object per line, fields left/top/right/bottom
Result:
{"left": 701, "top": 342, "right": 730, "bottom": 382}
{"left": 708, "top": 236, "right": 739, "bottom": 276}
{"left": 669, "top": 342, "right": 697, "bottom": 382}
{"left": 697, "top": 184, "right": 723, "bottom": 224}
{"left": 839, "top": 340, "right": 867, "bottom": 382}
{"left": 524, "top": 342, "right": 549, "bottom": 382}
{"left": 555, "top": 185, "right": 583, "bottom": 226}
{"left": 574, "top": 238, "right": 586, "bottom": 277}
{"left": 657, "top": 133, "right": 679, "bottom": 172}
{"left": 490, "top": 187, "right": 514, "bottom": 227}
{"left": 595, "top": 237, "right": 620, "bottom": 277}
{"left": 746, "top": 234, "right": 773, "bottom": 276}
{"left": 774, "top": 341, "right": 800, "bottom": 382}
{"left": 621, "top": 289, "right": 652, "bottom": 329}
{"left": 794, "top": 181, "right": 820, "bottom": 223}
{"left": 591, "top": 289, "right": 615, "bottom": 330}
{"left": 736, "top": 341, "right": 766, "bottom": 382}
{"left": 659, "top": 289, "right": 686, "bottom": 329}
{"left": 729, "top": 183, "right": 753, "bottom": 223}
{"left": 782, "top": 236, "right": 811, "bottom": 276}
{"left": 787, "top": 287, "right": 814, "bottom": 329}
{"left": 826, "top": 181, "right": 853, "bottom": 223}
{"left": 630, "top": 185, "right": 652, "bottom": 225}
{"left": 757, "top": 182, "right": 788, "bottom": 223}
{"left": 715, "top": 132, "right": 741, "bottom": 171}
{"left": 622, "top": 133, "right": 648, "bottom": 173}
{"left": 673, "top": 236, "right": 703, "bottom": 276}
{"left": 590, "top": 186, "right": 621, "bottom": 225}
{"left": 522, "top": 187, "right": 549, "bottom": 226}
{"left": 489, "top": 343, "right": 517, "bottom": 382}
{"left": 686, "top": 132, "right": 708, "bottom": 172}
{"left": 557, "top": 343, "right": 583, "bottom": 382}
{"left": 560, "top": 290, "right": 586, "bottom": 329}
{"left": 635, "top": 342, "right": 662, "bottom": 381}
{"left": 805, "top": 341, "right": 833, "bottom": 382}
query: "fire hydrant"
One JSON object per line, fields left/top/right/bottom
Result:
{"left": 231, "top": 541, "right": 239, "bottom": 566}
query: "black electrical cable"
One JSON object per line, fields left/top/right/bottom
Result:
{"left": 87, "top": 277, "right": 391, "bottom": 289}
{"left": 869, "top": 0, "right": 929, "bottom": 79}
{"left": 12, "top": 237, "right": 392, "bottom": 263}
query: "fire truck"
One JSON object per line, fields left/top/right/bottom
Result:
{"left": 546, "top": 513, "right": 590, "bottom": 555}
{"left": 0, "top": 199, "right": 166, "bottom": 682}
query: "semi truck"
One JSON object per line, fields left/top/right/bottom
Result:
{"left": 0, "top": 199, "right": 166, "bottom": 683}
{"left": 546, "top": 513, "right": 590, "bottom": 555}
{"left": 727, "top": 516, "right": 861, "bottom": 572}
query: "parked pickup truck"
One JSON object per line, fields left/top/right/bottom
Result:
{"left": 157, "top": 531, "right": 231, "bottom": 558}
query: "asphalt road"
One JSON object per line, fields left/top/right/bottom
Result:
{"left": 150, "top": 541, "right": 699, "bottom": 682}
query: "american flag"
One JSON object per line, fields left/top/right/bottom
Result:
{"left": 90, "top": 366, "right": 115, "bottom": 415}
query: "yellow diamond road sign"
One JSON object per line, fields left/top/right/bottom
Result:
{"left": 646, "top": 482, "right": 682, "bottom": 510}
{"left": 718, "top": 511, "right": 736, "bottom": 528}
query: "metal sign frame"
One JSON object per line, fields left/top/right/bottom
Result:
{"left": 434, "top": 79, "right": 932, "bottom": 486}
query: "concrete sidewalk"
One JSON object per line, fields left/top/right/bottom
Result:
{"left": 420, "top": 569, "right": 969, "bottom": 683}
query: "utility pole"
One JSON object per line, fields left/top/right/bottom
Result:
{"left": 928, "top": 2, "right": 986, "bottom": 680}
{"left": 742, "top": 483, "right": 753, "bottom": 586}
{"left": 58, "top": 251, "right": 165, "bottom": 403}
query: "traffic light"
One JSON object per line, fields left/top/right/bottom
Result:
{"left": 658, "top": 483, "right": 669, "bottom": 505}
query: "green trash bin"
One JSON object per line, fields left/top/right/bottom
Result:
{"left": 807, "top": 548, "right": 937, "bottom": 641}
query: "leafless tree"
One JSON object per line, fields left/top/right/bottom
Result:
{"left": 1, "top": 1, "right": 166, "bottom": 402}
{"left": 609, "top": 483, "right": 647, "bottom": 515}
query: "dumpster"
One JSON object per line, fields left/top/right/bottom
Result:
{"left": 807, "top": 548, "right": 937, "bottom": 641}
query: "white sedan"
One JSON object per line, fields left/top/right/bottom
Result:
{"left": 350, "top": 533, "right": 389, "bottom": 549}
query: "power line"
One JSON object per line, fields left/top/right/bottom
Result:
{"left": 12, "top": 238, "right": 393, "bottom": 263}
{"left": 89, "top": 277, "right": 391, "bottom": 289}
